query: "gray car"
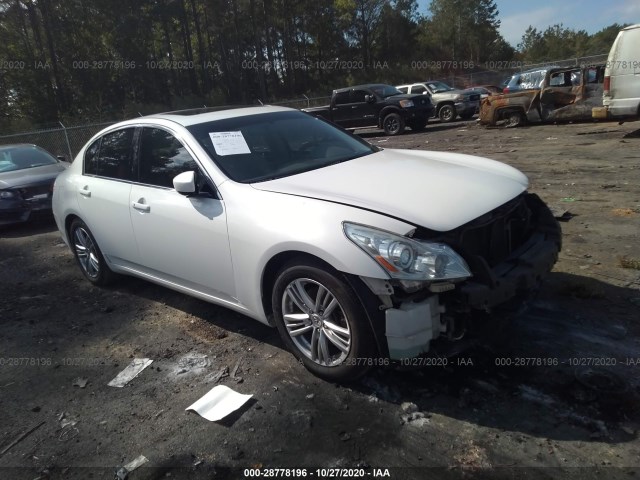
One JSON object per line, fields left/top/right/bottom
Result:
{"left": 0, "top": 144, "right": 69, "bottom": 226}
{"left": 396, "top": 82, "right": 480, "bottom": 122}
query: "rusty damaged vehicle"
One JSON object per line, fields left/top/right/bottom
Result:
{"left": 479, "top": 65, "right": 605, "bottom": 127}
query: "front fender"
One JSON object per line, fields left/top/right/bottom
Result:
{"left": 221, "top": 182, "right": 415, "bottom": 322}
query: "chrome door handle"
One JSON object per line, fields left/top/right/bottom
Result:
{"left": 132, "top": 202, "right": 150, "bottom": 212}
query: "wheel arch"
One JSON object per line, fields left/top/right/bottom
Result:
{"left": 260, "top": 250, "right": 387, "bottom": 357}
{"left": 436, "top": 101, "right": 454, "bottom": 114}
{"left": 495, "top": 106, "right": 526, "bottom": 123}
{"left": 64, "top": 213, "right": 82, "bottom": 244}
{"left": 378, "top": 106, "right": 403, "bottom": 126}
{"left": 261, "top": 251, "right": 338, "bottom": 323}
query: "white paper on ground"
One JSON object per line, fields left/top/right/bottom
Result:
{"left": 108, "top": 358, "right": 153, "bottom": 387}
{"left": 209, "top": 131, "right": 251, "bottom": 156}
{"left": 186, "top": 385, "right": 253, "bottom": 421}
{"left": 124, "top": 454, "right": 149, "bottom": 471}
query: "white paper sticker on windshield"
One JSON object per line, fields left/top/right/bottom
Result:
{"left": 209, "top": 131, "right": 251, "bottom": 156}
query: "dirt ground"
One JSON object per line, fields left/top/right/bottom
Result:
{"left": 1, "top": 118, "right": 639, "bottom": 480}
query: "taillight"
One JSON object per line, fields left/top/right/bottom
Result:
{"left": 503, "top": 87, "right": 509, "bottom": 93}
{"left": 603, "top": 76, "right": 610, "bottom": 95}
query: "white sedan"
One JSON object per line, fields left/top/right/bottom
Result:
{"left": 52, "top": 106, "right": 561, "bottom": 381}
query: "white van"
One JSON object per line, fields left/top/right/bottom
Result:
{"left": 593, "top": 24, "right": 640, "bottom": 121}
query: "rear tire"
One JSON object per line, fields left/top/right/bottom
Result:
{"left": 69, "top": 219, "right": 114, "bottom": 286}
{"left": 272, "top": 260, "right": 376, "bottom": 381}
{"left": 504, "top": 110, "right": 525, "bottom": 128}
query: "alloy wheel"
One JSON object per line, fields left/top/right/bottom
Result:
{"left": 281, "top": 278, "right": 351, "bottom": 367}
{"left": 73, "top": 226, "right": 100, "bottom": 279}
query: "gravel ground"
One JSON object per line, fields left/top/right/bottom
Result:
{"left": 1, "top": 118, "right": 639, "bottom": 480}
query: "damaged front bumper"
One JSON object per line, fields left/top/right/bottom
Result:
{"left": 374, "top": 193, "right": 561, "bottom": 360}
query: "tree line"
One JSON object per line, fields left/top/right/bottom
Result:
{"left": 0, "top": 0, "right": 626, "bottom": 131}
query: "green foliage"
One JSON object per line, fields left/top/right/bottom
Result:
{"left": 421, "top": 0, "right": 504, "bottom": 63}
{"left": 518, "top": 23, "right": 627, "bottom": 62}
{"left": 0, "top": 0, "right": 628, "bottom": 129}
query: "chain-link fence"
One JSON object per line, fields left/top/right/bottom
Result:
{"left": 269, "top": 95, "right": 331, "bottom": 109}
{"left": 0, "top": 54, "right": 608, "bottom": 154}
{"left": 0, "top": 121, "right": 115, "bottom": 162}
{"left": 0, "top": 97, "right": 333, "bottom": 160}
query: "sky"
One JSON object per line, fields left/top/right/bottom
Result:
{"left": 419, "top": 0, "right": 640, "bottom": 48}
{"left": 495, "top": 0, "right": 640, "bottom": 47}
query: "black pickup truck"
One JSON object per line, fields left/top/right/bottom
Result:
{"left": 303, "top": 84, "right": 434, "bottom": 135}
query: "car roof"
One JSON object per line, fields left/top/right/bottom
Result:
{"left": 142, "top": 105, "right": 297, "bottom": 127}
{"left": 0, "top": 143, "right": 39, "bottom": 151}
{"left": 335, "top": 83, "right": 394, "bottom": 92}
{"left": 513, "top": 66, "right": 560, "bottom": 76}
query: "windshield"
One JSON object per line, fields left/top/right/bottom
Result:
{"left": 370, "top": 85, "right": 402, "bottom": 98}
{"left": 186, "top": 111, "right": 377, "bottom": 183}
{"left": 0, "top": 146, "right": 58, "bottom": 173}
{"left": 425, "top": 81, "right": 454, "bottom": 93}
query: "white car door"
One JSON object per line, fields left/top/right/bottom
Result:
{"left": 76, "top": 128, "right": 138, "bottom": 266}
{"left": 129, "top": 126, "right": 236, "bottom": 301}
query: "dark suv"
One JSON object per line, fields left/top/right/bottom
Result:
{"left": 304, "top": 84, "right": 434, "bottom": 135}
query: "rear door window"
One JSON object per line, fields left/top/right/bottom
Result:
{"left": 85, "top": 128, "right": 135, "bottom": 180}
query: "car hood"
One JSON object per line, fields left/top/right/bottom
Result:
{"left": 0, "top": 163, "right": 68, "bottom": 189}
{"left": 252, "top": 149, "right": 528, "bottom": 232}
{"left": 387, "top": 93, "right": 428, "bottom": 101}
{"left": 433, "top": 88, "right": 468, "bottom": 98}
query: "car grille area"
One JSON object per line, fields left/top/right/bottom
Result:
{"left": 453, "top": 195, "right": 532, "bottom": 267}
{"left": 413, "top": 193, "right": 558, "bottom": 280}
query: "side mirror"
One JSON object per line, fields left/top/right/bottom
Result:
{"left": 173, "top": 170, "right": 196, "bottom": 195}
{"left": 365, "top": 94, "right": 375, "bottom": 103}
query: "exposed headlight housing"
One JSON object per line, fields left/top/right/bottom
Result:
{"left": 399, "top": 99, "right": 414, "bottom": 108}
{"left": 343, "top": 223, "right": 472, "bottom": 282}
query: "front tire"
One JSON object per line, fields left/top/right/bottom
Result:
{"left": 272, "top": 260, "right": 376, "bottom": 381}
{"left": 69, "top": 219, "right": 114, "bottom": 286}
{"left": 382, "top": 113, "right": 405, "bottom": 136}
{"left": 438, "top": 104, "right": 457, "bottom": 122}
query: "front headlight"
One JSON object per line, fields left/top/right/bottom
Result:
{"left": 399, "top": 99, "right": 414, "bottom": 108}
{"left": 343, "top": 223, "right": 472, "bottom": 281}
{"left": 0, "top": 190, "right": 17, "bottom": 199}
